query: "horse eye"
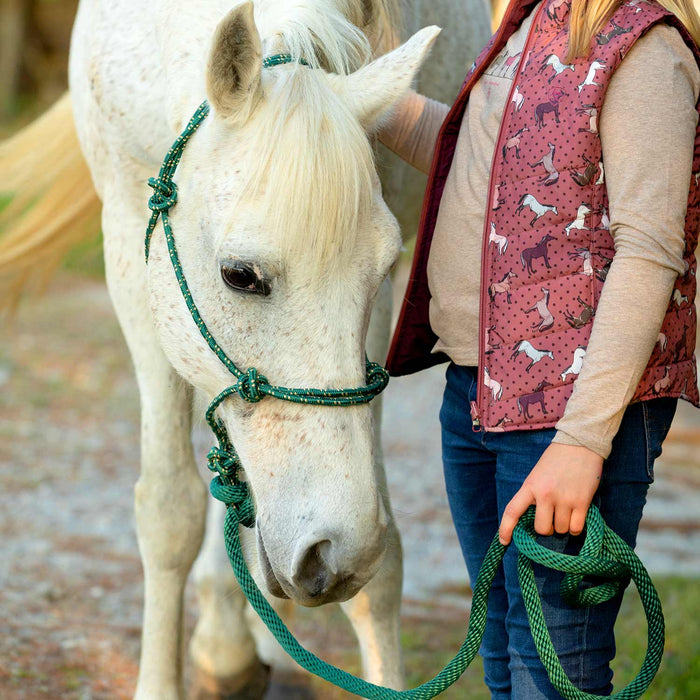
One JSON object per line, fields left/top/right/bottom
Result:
{"left": 220, "top": 263, "right": 271, "bottom": 296}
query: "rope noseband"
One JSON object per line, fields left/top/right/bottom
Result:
{"left": 144, "top": 55, "right": 664, "bottom": 699}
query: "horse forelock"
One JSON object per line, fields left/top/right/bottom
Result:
{"left": 204, "top": 0, "right": 404, "bottom": 274}
{"left": 239, "top": 66, "right": 377, "bottom": 274}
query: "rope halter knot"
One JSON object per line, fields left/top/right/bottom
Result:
{"left": 147, "top": 176, "right": 178, "bottom": 213}
{"left": 365, "top": 361, "right": 390, "bottom": 393}
{"left": 236, "top": 367, "right": 269, "bottom": 403}
{"left": 207, "top": 444, "right": 256, "bottom": 528}
{"left": 210, "top": 474, "right": 256, "bottom": 528}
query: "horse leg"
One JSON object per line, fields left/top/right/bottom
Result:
{"left": 340, "top": 276, "right": 404, "bottom": 688}
{"left": 190, "top": 498, "right": 268, "bottom": 699}
{"left": 341, "top": 520, "right": 404, "bottom": 688}
{"left": 102, "top": 190, "right": 208, "bottom": 700}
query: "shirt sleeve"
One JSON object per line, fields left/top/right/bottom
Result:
{"left": 552, "top": 23, "right": 700, "bottom": 459}
{"left": 377, "top": 90, "right": 450, "bottom": 175}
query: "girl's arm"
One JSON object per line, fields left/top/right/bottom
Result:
{"left": 377, "top": 89, "right": 449, "bottom": 174}
{"left": 500, "top": 23, "right": 700, "bottom": 543}
{"left": 552, "top": 22, "right": 698, "bottom": 458}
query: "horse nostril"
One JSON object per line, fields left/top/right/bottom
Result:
{"left": 292, "top": 539, "right": 337, "bottom": 598}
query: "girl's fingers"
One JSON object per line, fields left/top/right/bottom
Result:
{"left": 554, "top": 505, "right": 572, "bottom": 535}
{"left": 499, "top": 488, "right": 535, "bottom": 545}
{"left": 569, "top": 508, "right": 587, "bottom": 536}
{"left": 534, "top": 501, "right": 554, "bottom": 536}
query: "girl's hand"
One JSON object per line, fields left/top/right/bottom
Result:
{"left": 498, "top": 443, "right": 604, "bottom": 545}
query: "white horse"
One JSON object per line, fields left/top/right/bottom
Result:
{"left": 564, "top": 203, "right": 593, "bottom": 237}
{"left": 510, "top": 340, "right": 554, "bottom": 372}
{"left": 511, "top": 84, "right": 525, "bottom": 111}
{"left": 1, "top": 0, "right": 490, "bottom": 698}
{"left": 570, "top": 247, "right": 594, "bottom": 276}
{"left": 538, "top": 53, "right": 575, "bottom": 83}
{"left": 561, "top": 346, "right": 587, "bottom": 381}
{"left": 515, "top": 192, "right": 559, "bottom": 226}
{"left": 577, "top": 59, "right": 606, "bottom": 93}
{"left": 489, "top": 221, "right": 509, "bottom": 255}
{"left": 484, "top": 367, "right": 504, "bottom": 401}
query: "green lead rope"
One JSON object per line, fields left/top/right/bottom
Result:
{"left": 214, "top": 501, "right": 664, "bottom": 700}
{"left": 145, "top": 84, "right": 665, "bottom": 699}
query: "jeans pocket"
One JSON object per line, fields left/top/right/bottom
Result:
{"left": 641, "top": 397, "right": 678, "bottom": 482}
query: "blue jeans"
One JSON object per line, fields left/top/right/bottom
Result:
{"left": 439, "top": 363, "right": 677, "bottom": 699}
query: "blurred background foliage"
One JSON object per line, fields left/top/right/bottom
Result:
{"left": 0, "top": 0, "right": 104, "bottom": 277}
{"left": 0, "top": 0, "right": 78, "bottom": 128}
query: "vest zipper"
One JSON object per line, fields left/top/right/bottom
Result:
{"left": 475, "top": 0, "right": 545, "bottom": 431}
{"left": 470, "top": 400, "right": 482, "bottom": 431}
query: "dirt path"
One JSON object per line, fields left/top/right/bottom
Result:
{"left": 1, "top": 275, "right": 698, "bottom": 698}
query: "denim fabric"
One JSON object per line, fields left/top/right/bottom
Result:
{"left": 439, "top": 363, "right": 677, "bottom": 698}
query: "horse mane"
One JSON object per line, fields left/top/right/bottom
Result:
{"left": 257, "top": 0, "right": 403, "bottom": 73}
{"left": 239, "top": 0, "right": 403, "bottom": 273}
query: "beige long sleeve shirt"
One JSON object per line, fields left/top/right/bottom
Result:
{"left": 380, "top": 11, "right": 700, "bottom": 458}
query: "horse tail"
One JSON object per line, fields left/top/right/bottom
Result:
{"left": 0, "top": 93, "right": 101, "bottom": 314}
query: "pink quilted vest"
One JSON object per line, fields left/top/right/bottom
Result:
{"left": 386, "top": 0, "right": 700, "bottom": 431}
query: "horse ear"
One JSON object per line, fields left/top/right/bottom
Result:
{"left": 206, "top": 1, "right": 263, "bottom": 123}
{"left": 330, "top": 25, "right": 441, "bottom": 131}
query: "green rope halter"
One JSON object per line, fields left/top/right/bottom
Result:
{"left": 144, "top": 56, "right": 665, "bottom": 699}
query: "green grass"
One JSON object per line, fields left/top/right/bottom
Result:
{"left": 615, "top": 577, "right": 700, "bottom": 698}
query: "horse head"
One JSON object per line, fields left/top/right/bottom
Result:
{"left": 145, "top": 1, "right": 440, "bottom": 606}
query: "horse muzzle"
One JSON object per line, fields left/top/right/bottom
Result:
{"left": 256, "top": 513, "right": 388, "bottom": 607}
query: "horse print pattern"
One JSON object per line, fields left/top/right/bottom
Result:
{"left": 529, "top": 142, "right": 559, "bottom": 185}
{"left": 521, "top": 234, "right": 556, "bottom": 274}
{"left": 534, "top": 88, "right": 567, "bottom": 128}
{"left": 386, "top": 0, "right": 700, "bottom": 431}
{"left": 470, "top": 0, "right": 699, "bottom": 429}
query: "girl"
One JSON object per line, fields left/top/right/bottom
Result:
{"left": 380, "top": 0, "right": 700, "bottom": 696}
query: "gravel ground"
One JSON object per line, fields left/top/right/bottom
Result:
{"left": 1, "top": 273, "right": 698, "bottom": 698}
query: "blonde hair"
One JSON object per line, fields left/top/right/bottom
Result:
{"left": 565, "top": 0, "right": 700, "bottom": 63}
{"left": 243, "top": 66, "right": 376, "bottom": 274}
